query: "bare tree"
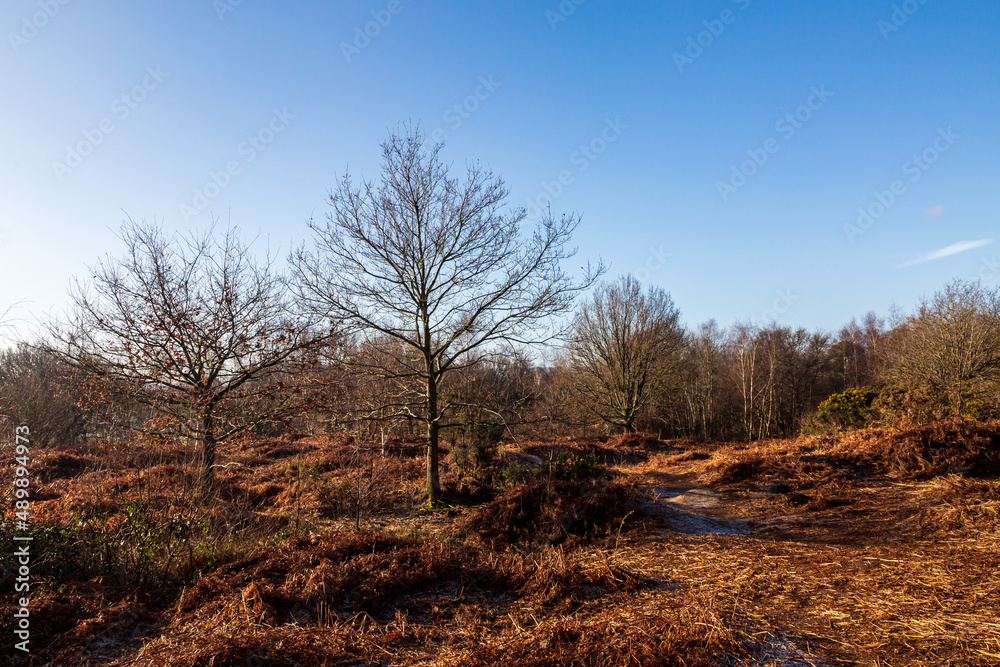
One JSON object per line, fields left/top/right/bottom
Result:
{"left": 0, "top": 344, "right": 87, "bottom": 447}
{"left": 831, "top": 311, "right": 885, "bottom": 389}
{"left": 46, "top": 218, "right": 327, "bottom": 493}
{"left": 679, "top": 320, "right": 727, "bottom": 440}
{"left": 292, "top": 127, "right": 601, "bottom": 502}
{"left": 567, "top": 275, "right": 684, "bottom": 433}
{"left": 0, "top": 303, "right": 14, "bottom": 333}
{"left": 443, "top": 350, "right": 540, "bottom": 472}
{"left": 729, "top": 322, "right": 773, "bottom": 441}
{"left": 765, "top": 326, "right": 834, "bottom": 436}
{"left": 878, "top": 280, "right": 1000, "bottom": 417}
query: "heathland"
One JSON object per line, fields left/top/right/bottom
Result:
{"left": 2, "top": 421, "right": 998, "bottom": 666}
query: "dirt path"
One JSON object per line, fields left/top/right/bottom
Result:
{"left": 636, "top": 470, "right": 750, "bottom": 536}
{"left": 609, "top": 456, "right": 1000, "bottom": 666}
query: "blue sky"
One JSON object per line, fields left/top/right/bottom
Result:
{"left": 2, "top": 0, "right": 998, "bottom": 341}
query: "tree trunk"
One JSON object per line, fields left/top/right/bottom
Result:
{"left": 425, "top": 372, "right": 441, "bottom": 503}
{"left": 622, "top": 407, "right": 637, "bottom": 433}
{"left": 197, "top": 407, "right": 217, "bottom": 496}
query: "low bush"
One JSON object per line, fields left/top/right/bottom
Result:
{"left": 459, "top": 478, "right": 642, "bottom": 547}
{"left": 802, "top": 387, "right": 878, "bottom": 433}
{"left": 873, "top": 384, "right": 997, "bottom": 427}
{"left": 450, "top": 409, "right": 506, "bottom": 476}
{"left": 491, "top": 448, "right": 603, "bottom": 492}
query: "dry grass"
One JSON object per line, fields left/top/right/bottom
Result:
{"left": 701, "top": 419, "right": 1000, "bottom": 488}
{"left": 94, "top": 535, "right": 667, "bottom": 666}
{"left": 894, "top": 474, "right": 1000, "bottom": 537}
{"left": 611, "top": 532, "right": 1000, "bottom": 666}
{"left": 3, "top": 422, "right": 999, "bottom": 665}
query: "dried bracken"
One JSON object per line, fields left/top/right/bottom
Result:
{"left": 458, "top": 478, "right": 644, "bottom": 547}
{"left": 2, "top": 422, "right": 998, "bottom": 665}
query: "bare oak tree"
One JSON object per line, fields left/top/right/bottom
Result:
{"left": 47, "top": 219, "right": 326, "bottom": 493}
{"left": 292, "top": 127, "right": 601, "bottom": 501}
{"left": 567, "top": 275, "right": 683, "bottom": 433}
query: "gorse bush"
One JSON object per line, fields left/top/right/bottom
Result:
{"left": 805, "top": 381, "right": 999, "bottom": 433}
{"left": 813, "top": 388, "right": 878, "bottom": 431}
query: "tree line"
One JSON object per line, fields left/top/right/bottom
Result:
{"left": 2, "top": 127, "right": 999, "bottom": 502}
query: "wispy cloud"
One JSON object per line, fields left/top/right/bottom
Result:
{"left": 899, "top": 239, "right": 994, "bottom": 268}
{"left": 924, "top": 205, "right": 946, "bottom": 217}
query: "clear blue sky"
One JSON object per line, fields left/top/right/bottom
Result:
{"left": 2, "top": 0, "right": 998, "bottom": 341}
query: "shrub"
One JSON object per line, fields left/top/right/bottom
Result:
{"left": 492, "top": 460, "right": 537, "bottom": 491}
{"left": 876, "top": 280, "right": 1000, "bottom": 420}
{"left": 491, "top": 449, "right": 602, "bottom": 491}
{"left": 450, "top": 409, "right": 505, "bottom": 476}
{"left": 459, "top": 479, "right": 641, "bottom": 546}
{"left": 545, "top": 449, "right": 600, "bottom": 482}
{"left": 803, "top": 388, "right": 877, "bottom": 433}
{"left": 0, "top": 345, "right": 88, "bottom": 448}
{"left": 873, "top": 384, "right": 996, "bottom": 427}
{"left": 0, "top": 509, "right": 246, "bottom": 595}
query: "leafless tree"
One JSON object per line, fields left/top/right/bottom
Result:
{"left": 679, "top": 320, "right": 727, "bottom": 440}
{"left": 292, "top": 127, "right": 601, "bottom": 501}
{"left": 729, "top": 322, "right": 774, "bottom": 441}
{"left": 0, "top": 344, "right": 87, "bottom": 447}
{"left": 0, "top": 303, "right": 14, "bottom": 332}
{"left": 567, "top": 275, "right": 684, "bottom": 433}
{"left": 878, "top": 280, "right": 1000, "bottom": 417}
{"left": 46, "top": 218, "right": 328, "bottom": 493}
{"left": 443, "top": 350, "right": 541, "bottom": 472}
{"left": 765, "top": 326, "right": 833, "bottom": 436}
{"left": 728, "top": 323, "right": 841, "bottom": 439}
{"left": 526, "top": 357, "right": 583, "bottom": 436}
{"left": 831, "top": 311, "right": 885, "bottom": 389}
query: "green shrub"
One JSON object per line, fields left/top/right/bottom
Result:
{"left": 803, "top": 388, "right": 878, "bottom": 433}
{"left": 492, "top": 461, "right": 537, "bottom": 491}
{"left": 0, "top": 500, "right": 269, "bottom": 597}
{"left": 545, "top": 449, "right": 600, "bottom": 482}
